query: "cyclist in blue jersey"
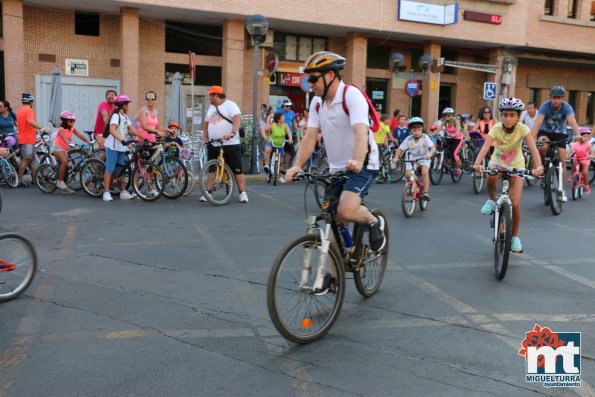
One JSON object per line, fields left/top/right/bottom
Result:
{"left": 530, "top": 85, "right": 581, "bottom": 202}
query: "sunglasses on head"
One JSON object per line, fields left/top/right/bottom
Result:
{"left": 146, "top": 94, "right": 156, "bottom": 100}
{"left": 307, "top": 73, "right": 325, "bottom": 84}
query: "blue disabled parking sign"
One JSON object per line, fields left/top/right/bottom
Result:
{"left": 483, "top": 82, "right": 497, "bottom": 100}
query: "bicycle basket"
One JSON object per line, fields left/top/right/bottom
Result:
{"left": 180, "top": 147, "right": 194, "bottom": 161}
{"left": 139, "top": 143, "right": 152, "bottom": 159}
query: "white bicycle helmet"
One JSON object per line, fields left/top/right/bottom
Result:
{"left": 442, "top": 107, "right": 454, "bottom": 115}
{"left": 498, "top": 97, "right": 524, "bottom": 113}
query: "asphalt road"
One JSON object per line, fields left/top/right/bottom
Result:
{"left": 1, "top": 174, "right": 594, "bottom": 397}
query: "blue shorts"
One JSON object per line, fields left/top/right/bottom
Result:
{"left": 105, "top": 148, "right": 127, "bottom": 174}
{"left": 264, "top": 141, "right": 285, "bottom": 157}
{"left": 537, "top": 131, "right": 568, "bottom": 149}
{"left": 330, "top": 168, "right": 378, "bottom": 200}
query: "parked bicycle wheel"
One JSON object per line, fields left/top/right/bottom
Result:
{"left": 81, "top": 158, "right": 106, "bottom": 198}
{"left": 34, "top": 163, "right": 58, "bottom": 193}
{"left": 494, "top": 202, "right": 511, "bottom": 280}
{"left": 132, "top": 161, "right": 164, "bottom": 202}
{"left": 430, "top": 154, "right": 443, "bottom": 185}
{"left": 353, "top": 208, "right": 389, "bottom": 297}
{"left": 161, "top": 157, "right": 188, "bottom": 199}
{"left": 198, "top": 159, "right": 235, "bottom": 206}
{"left": 0, "top": 233, "right": 37, "bottom": 302}
{"left": 545, "top": 166, "right": 562, "bottom": 215}
{"left": 1, "top": 161, "right": 19, "bottom": 188}
{"left": 183, "top": 172, "right": 196, "bottom": 196}
{"left": 267, "top": 233, "right": 345, "bottom": 344}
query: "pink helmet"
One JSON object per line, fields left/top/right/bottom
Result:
{"left": 579, "top": 127, "right": 591, "bottom": 135}
{"left": 115, "top": 95, "right": 132, "bottom": 105}
{"left": 60, "top": 111, "right": 76, "bottom": 120}
{"left": 2, "top": 135, "right": 16, "bottom": 147}
{"left": 498, "top": 97, "right": 524, "bottom": 112}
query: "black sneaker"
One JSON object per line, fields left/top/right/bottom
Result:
{"left": 367, "top": 216, "right": 386, "bottom": 252}
{"left": 263, "top": 165, "right": 270, "bottom": 175}
{"left": 18, "top": 181, "right": 30, "bottom": 188}
{"left": 313, "top": 272, "right": 336, "bottom": 296}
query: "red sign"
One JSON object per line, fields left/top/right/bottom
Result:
{"left": 404, "top": 79, "right": 420, "bottom": 97}
{"left": 266, "top": 52, "right": 279, "bottom": 75}
{"left": 463, "top": 10, "right": 502, "bottom": 24}
{"left": 277, "top": 72, "right": 302, "bottom": 87}
{"left": 188, "top": 51, "right": 196, "bottom": 81}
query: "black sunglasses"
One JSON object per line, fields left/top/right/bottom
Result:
{"left": 484, "top": 110, "right": 491, "bottom": 114}
{"left": 307, "top": 73, "right": 325, "bottom": 84}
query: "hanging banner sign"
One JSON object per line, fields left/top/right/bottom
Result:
{"left": 398, "top": 0, "right": 458, "bottom": 25}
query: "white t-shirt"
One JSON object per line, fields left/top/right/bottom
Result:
{"left": 307, "top": 81, "right": 379, "bottom": 171}
{"left": 105, "top": 113, "right": 132, "bottom": 152}
{"left": 520, "top": 111, "right": 538, "bottom": 131}
{"left": 205, "top": 100, "right": 241, "bottom": 147}
{"left": 398, "top": 134, "right": 435, "bottom": 160}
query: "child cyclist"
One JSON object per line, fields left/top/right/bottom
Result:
{"left": 392, "top": 117, "right": 435, "bottom": 201}
{"left": 473, "top": 98, "right": 543, "bottom": 253}
{"left": 51, "top": 111, "right": 90, "bottom": 194}
{"left": 568, "top": 127, "right": 594, "bottom": 194}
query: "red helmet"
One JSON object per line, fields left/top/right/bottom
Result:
{"left": 115, "top": 95, "right": 132, "bottom": 105}
{"left": 168, "top": 121, "right": 180, "bottom": 129}
{"left": 60, "top": 111, "right": 76, "bottom": 120}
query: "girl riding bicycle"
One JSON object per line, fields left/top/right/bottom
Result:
{"left": 51, "top": 111, "right": 90, "bottom": 194}
{"left": 437, "top": 107, "right": 465, "bottom": 175}
{"left": 474, "top": 98, "right": 543, "bottom": 253}
{"left": 568, "top": 128, "right": 594, "bottom": 194}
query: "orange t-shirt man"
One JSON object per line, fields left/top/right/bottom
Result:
{"left": 16, "top": 105, "right": 37, "bottom": 144}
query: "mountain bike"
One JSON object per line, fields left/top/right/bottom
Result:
{"left": 198, "top": 139, "right": 235, "bottom": 206}
{"left": 485, "top": 168, "right": 534, "bottom": 280}
{"left": 149, "top": 140, "right": 188, "bottom": 200}
{"left": 0, "top": 146, "right": 19, "bottom": 188}
{"left": 118, "top": 141, "right": 165, "bottom": 202}
{"left": 267, "top": 171, "right": 389, "bottom": 343}
{"left": 400, "top": 159, "right": 428, "bottom": 217}
{"left": 538, "top": 139, "right": 566, "bottom": 216}
{"left": 0, "top": 233, "right": 37, "bottom": 302}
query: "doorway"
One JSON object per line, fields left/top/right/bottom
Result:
{"left": 366, "top": 78, "right": 388, "bottom": 114}
{"left": 439, "top": 84, "right": 454, "bottom": 118}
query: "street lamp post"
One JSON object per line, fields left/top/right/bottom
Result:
{"left": 246, "top": 14, "right": 269, "bottom": 174}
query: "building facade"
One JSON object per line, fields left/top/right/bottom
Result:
{"left": 1, "top": 0, "right": 594, "bottom": 131}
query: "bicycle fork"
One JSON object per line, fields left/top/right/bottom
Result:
{"left": 300, "top": 222, "right": 332, "bottom": 293}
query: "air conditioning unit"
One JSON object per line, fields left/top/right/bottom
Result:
{"left": 249, "top": 30, "right": 274, "bottom": 48}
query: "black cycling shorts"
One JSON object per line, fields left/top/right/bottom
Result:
{"left": 537, "top": 132, "right": 568, "bottom": 149}
{"left": 207, "top": 144, "right": 243, "bottom": 175}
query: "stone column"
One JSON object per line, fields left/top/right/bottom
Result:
{"left": 344, "top": 33, "right": 367, "bottom": 88}
{"left": 120, "top": 8, "right": 140, "bottom": 102}
{"left": 421, "top": 41, "right": 441, "bottom": 126}
{"left": 2, "top": 0, "right": 25, "bottom": 105}
{"left": 222, "top": 20, "right": 246, "bottom": 107}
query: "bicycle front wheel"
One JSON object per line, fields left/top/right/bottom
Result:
{"left": 198, "top": 159, "right": 235, "bottom": 206}
{"left": 267, "top": 233, "right": 345, "bottom": 344}
{"left": 353, "top": 208, "right": 389, "bottom": 297}
{"left": 494, "top": 203, "right": 511, "bottom": 280}
{"left": 1, "top": 160, "right": 19, "bottom": 188}
{"left": 0, "top": 233, "right": 37, "bottom": 302}
{"left": 401, "top": 184, "right": 415, "bottom": 218}
{"left": 161, "top": 157, "right": 188, "bottom": 199}
{"left": 430, "top": 154, "right": 443, "bottom": 185}
{"left": 472, "top": 160, "right": 485, "bottom": 194}
{"left": 546, "top": 166, "right": 562, "bottom": 215}
{"left": 81, "top": 158, "right": 106, "bottom": 198}
{"left": 572, "top": 174, "right": 580, "bottom": 201}
{"left": 34, "top": 163, "right": 58, "bottom": 193}
{"left": 132, "top": 161, "right": 164, "bottom": 202}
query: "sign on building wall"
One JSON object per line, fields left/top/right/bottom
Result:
{"left": 398, "top": 0, "right": 458, "bottom": 25}
{"left": 277, "top": 72, "right": 302, "bottom": 87}
{"left": 65, "top": 59, "right": 89, "bottom": 77}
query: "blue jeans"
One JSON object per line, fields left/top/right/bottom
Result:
{"left": 105, "top": 148, "right": 127, "bottom": 174}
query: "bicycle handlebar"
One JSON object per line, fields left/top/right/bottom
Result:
{"left": 292, "top": 170, "right": 348, "bottom": 183}
{"left": 485, "top": 168, "right": 533, "bottom": 177}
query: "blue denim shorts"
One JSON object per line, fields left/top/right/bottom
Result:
{"left": 330, "top": 168, "right": 378, "bottom": 200}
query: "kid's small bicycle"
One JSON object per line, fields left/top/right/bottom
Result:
{"left": 400, "top": 159, "right": 429, "bottom": 218}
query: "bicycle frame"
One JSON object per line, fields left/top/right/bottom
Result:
{"left": 542, "top": 141, "right": 565, "bottom": 193}
{"left": 492, "top": 178, "right": 512, "bottom": 243}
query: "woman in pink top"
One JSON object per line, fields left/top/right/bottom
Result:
{"left": 136, "top": 91, "right": 168, "bottom": 142}
{"left": 50, "top": 111, "right": 89, "bottom": 193}
{"left": 473, "top": 106, "right": 496, "bottom": 139}
{"left": 438, "top": 107, "right": 464, "bottom": 173}
{"left": 569, "top": 128, "right": 594, "bottom": 194}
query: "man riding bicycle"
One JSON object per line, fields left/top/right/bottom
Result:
{"left": 284, "top": 51, "right": 385, "bottom": 252}
{"left": 530, "top": 85, "right": 582, "bottom": 202}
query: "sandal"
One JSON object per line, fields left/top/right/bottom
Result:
{"left": 422, "top": 192, "right": 431, "bottom": 201}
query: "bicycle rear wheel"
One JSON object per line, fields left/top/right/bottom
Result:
{"left": 34, "top": 163, "right": 58, "bottom": 193}
{"left": 81, "top": 159, "right": 106, "bottom": 198}
{"left": 0, "top": 233, "right": 37, "bottom": 302}
{"left": 1, "top": 160, "right": 19, "bottom": 188}
{"left": 132, "top": 161, "right": 164, "bottom": 202}
{"left": 198, "top": 159, "right": 235, "bottom": 206}
{"left": 494, "top": 203, "right": 511, "bottom": 281}
{"left": 353, "top": 209, "right": 389, "bottom": 297}
{"left": 267, "top": 233, "right": 345, "bottom": 343}
{"left": 401, "top": 184, "right": 415, "bottom": 218}
{"left": 430, "top": 154, "right": 443, "bottom": 185}
{"left": 161, "top": 157, "right": 188, "bottom": 199}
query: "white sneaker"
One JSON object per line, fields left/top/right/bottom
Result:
{"left": 56, "top": 180, "right": 68, "bottom": 190}
{"left": 102, "top": 191, "right": 113, "bottom": 202}
{"left": 561, "top": 191, "right": 568, "bottom": 202}
{"left": 199, "top": 195, "right": 208, "bottom": 202}
{"left": 120, "top": 190, "right": 135, "bottom": 200}
{"left": 239, "top": 191, "right": 249, "bottom": 203}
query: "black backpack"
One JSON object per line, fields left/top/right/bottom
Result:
{"left": 103, "top": 113, "right": 120, "bottom": 138}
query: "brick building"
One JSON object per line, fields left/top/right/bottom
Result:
{"left": 1, "top": 0, "right": 594, "bottom": 131}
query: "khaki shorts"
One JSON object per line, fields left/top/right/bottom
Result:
{"left": 19, "top": 144, "right": 35, "bottom": 160}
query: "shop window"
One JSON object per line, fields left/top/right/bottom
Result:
{"left": 273, "top": 32, "right": 325, "bottom": 61}
{"left": 441, "top": 49, "right": 457, "bottom": 75}
{"left": 567, "top": 0, "right": 578, "bottom": 18}
{"left": 75, "top": 12, "right": 100, "bottom": 36}
{"left": 544, "top": 0, "right": 554, "bottom": 15}
{"left": 165, "top": 63, "right": 221, "bottom": 86}
{"left": 165, "top": 22, "right": 222, "bottom": 56}
{"left": 587, "top": 92, "right": 593, "bottom": 125}
{"left": 367, "top": 45, "right": 390, "bottom": 69}
{"left": 529, "top": 88, "right": 540, "bottom": 105}
{"left": 568, "top": 91, "right": 578, "bottom": 111}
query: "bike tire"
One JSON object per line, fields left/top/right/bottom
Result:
{"left": 401, "top": 184, "right": 416, "bottom": 218}
{"left": 589, "top": 160, "right": 595, "bottom": 184}
{"left": 183, "top": 172, "right": 196, "bottom": 196}
{"left": 65, "top": 150, "right": 84, "bottom": 191}
{"left": 572, "top": 174, "right": 580, "bottom": 201}
{"left": 353, "top": 208, "right": 389, "bottom": 297}
{"left": 132, "top": 161, "right": 164, "bottom": 202}
{"left": 0, "top": 233, "right": 37, "bottom": 302}
{"left": 273, "top": 157, "right": 278, "bottom": 186}
{"left": 1, "top": 160, "right": 19, "bottom": 188}
{"left": 161, "top": 157, "right": 188, "bottom": 199}
{"left": 430, "top": 154, "right": 443, "bottom": 185}
{"left": 81, "top": 158, "right": 106, "bottom": 198}
{"left": 494, "top": 202, "right": 511, "bottom": 281}
{"left": 450, "top": 166, "right": 463, "bottom": 183}
{"left": 419, "top": 190, "right": 428, "bottom": 211}
{"left": 543, "top": 166, "right": 551, "bottom": 206}
{"left": 391, "top": 151, "right": 406, "bottom": 183}
{"left": 547, "top": 166, "right": 563, "bottom": 216}
{"left": 198, "top": 159, "right": 235, "bottom": 206}
{"left": 472, "top": 171, "right": 484, "bottom": 194}
{"left": 461, "top": 146, "right": 474, "bottom": 174}
{"left": 34, "top": 163, "right": 58, "bottom": 193}
{"left": 525, "top": 153, "right": 537, "bottom": 186}
{"left": 267, "top": 233, "right": 345, "bottom": 344}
